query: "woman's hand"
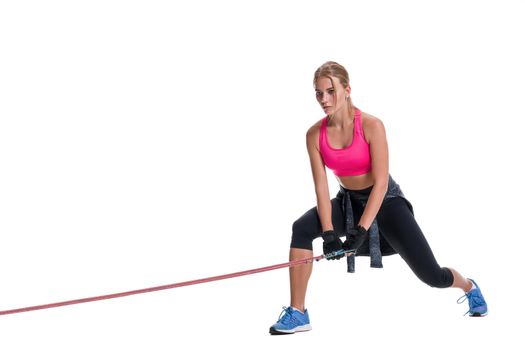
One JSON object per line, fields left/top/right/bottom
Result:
{"left": 322, "top": 231, "right": 344, "bottom": 260}
{"left": 342, "top": 225, "right": 369, "bottom": 253}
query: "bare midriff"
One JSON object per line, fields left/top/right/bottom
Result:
{"left": 336, "top": 172, "right": 375, "bottom": 190}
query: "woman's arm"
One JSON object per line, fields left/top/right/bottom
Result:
{"left": 306, "top": 125, "right": 333, "bottom": 232}
{"left": 358, "top": 118, "right": 390, "bottom": 230}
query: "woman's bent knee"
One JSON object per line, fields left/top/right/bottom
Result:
{"left": 290, "top": 211, "right": 321, "bottom": 250}
{"left": 290, "top": 219, "right": 315, "bottom": 250}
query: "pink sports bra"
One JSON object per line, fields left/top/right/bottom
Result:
{"left": 319, "top": 107, "right": 372, "bottom": 176}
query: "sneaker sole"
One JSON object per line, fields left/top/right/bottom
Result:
{"left": 469, "top": 311, "right": 488, "bottom": 317}
{"left": 269, "top": 324, "right": 312, "bottom": 335}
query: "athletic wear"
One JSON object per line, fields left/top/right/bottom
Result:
{"left": 269, "top": 306, "right": 312, "bottom": 335}
{"left": 293, "top": 175, "right": 406, "bottom": 269}
{"left": 319, "top": 107, "right": 371, "bottom": 176}
{"left": 457, "top": 279, "right": 488, "bottom": 316}
{"left": 343, "top": 175, "right": 410, "bottom": 271}
{"left": 290, "top": 176, "right": 454, "bottom": 288}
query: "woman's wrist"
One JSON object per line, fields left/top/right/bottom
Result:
{"left": 322, "top": 226, "right": 334, "bottom": 233}
{"left": 357, "top": 223, "right": 370, "bottom": 231}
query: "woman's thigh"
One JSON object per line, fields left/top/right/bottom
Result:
{"left": 376, "top": 197, "right": 452, "bottom": 287}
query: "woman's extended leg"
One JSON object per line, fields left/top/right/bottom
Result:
{"left": 376, "top": 197, "right": 461, "bottom": 289}
{"left": 376, "top": 196, "right": 488, "bottom": 316}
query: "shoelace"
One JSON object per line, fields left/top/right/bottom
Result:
{"left": 456, "top": 290, "right": 484, "bottom": 316}
{"left": 276, "top": 306, "right": 299, "bottom": 326}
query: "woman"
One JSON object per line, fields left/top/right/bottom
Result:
{"left": 269, "top": 61, "right": 488, "bottom": 335}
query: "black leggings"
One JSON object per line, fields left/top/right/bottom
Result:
{"left": 290, "top": 192, "right": 454, "bottom": 288}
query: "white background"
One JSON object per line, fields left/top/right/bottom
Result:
{"left": 1, "top": 0, "right": 524, "bottom": 349}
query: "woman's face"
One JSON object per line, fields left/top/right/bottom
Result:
{"left": 315, "top": 76, "right": 349, "bottom": 114}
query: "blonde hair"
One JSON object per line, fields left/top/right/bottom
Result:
{"left": 313, "top": 61, "right": 354, "bottom": 119}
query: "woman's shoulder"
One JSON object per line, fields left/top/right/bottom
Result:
{"left": 360, "top": 110, "right": 382, "bottom": 125}
{"left": 306, "top": 117, "right": 325, "bottom": 148}
{"left": 360, "top": 110, "right": 386, "bottom": 143}
{"left": 306, "top": 117, "right": 325, "bottom": 137}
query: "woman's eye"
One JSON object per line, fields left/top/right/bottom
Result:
{"left": 316, "top": 90, "right": 334, "bottom": 98}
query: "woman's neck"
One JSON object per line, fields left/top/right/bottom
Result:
{"left": 328, "top": 106, "right": 355, "bottom": 129}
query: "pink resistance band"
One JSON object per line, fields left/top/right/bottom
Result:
{"left": 0, "top": 250, "right": 351, "bottom": 316}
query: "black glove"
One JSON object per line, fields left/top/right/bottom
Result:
{"left": 342, "top": 225, "right": 369, "bottom": 253}
{"left": 322, "top": 230, "right": 344, "bottom": 260}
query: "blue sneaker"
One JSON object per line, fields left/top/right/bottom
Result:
{"left": 456, "top": 279, "right": 488, "bottom": 317}
{"left": 269, "top": 306, "right": 312, "bottom": 335}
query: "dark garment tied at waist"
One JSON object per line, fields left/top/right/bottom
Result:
{"left": 336, "top": 175, "right": 414, "bottom": 273}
